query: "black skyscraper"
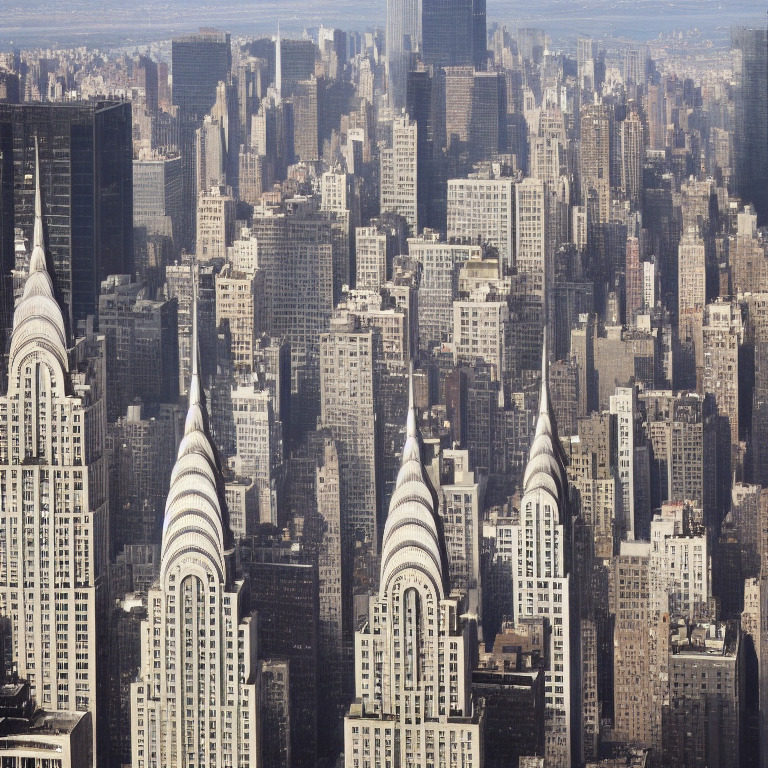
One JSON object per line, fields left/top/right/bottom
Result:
{"left": 0, "top": 101, "right": 133, "bottom": 382}
{"left": 732, "top": 27, "right": 768, "bottom": 223}
{"left": 171, "top": 29, "right": 231, "bottom": 250}
{"left": 422, "top": 0, "right": 485, "bottom": 69}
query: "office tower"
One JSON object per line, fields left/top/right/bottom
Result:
{"left": 609, "top": 387, "right": 638, "bottom": 541}
{"left": 355, "top": 226, "right": 388, "bottom": 291}
{"left": 312, "top": 438, "right": 348, "bottom": 744}
{"left": 577, "top": 37, "right": 602, "bottom": 94}
{"left": 649, "top": 502, "right": 710, "bottom": 621}
{"left": 385, "top": 0, "right": 420, "bottom": 109}
{"left": 319, "top": 317, "right": 380, "bottom": 549}
{"left": 380, "top": 116, "right": 418, "bottom": 235}
{"left": 293, "top": 77, "right": 321, "bottom": 163}
{"left": 135, "top": 55, "right": 159, "bottom": 116}
{"left": 447, "top": 175, "right": 516, "bottom": 273}
{"left": 549, "top": 359, "right": 579, "bottom": 437}
{"left": 278, "top": 39, "right": 317, "bottom": 99}
{"left": 133, "top": 152, "right": 182, "bottom": 287}
{"left": 0, "top": 155, "right": 109, "bottom": 760}
{"left": 224, "top": 477, "right": 258, "bottom": 539}
{"left": 238, "top": 147, "right": 267, "bottom": 204}
{"left": 409, "top": 233, "right": 482, "bottom": 349}
{"left": 250, "top": 90, "right": 293, "bottom": 180}
{"left": 592, "top": 325, "right": 657, "bottom": 411}
{"left": 731, "top": 27, "right": 768, "bottom": 222}
{"left": 337, "top": 288, "right": 411, "bottom": 372}
{"left": 133, "top": 153, "right": 182, "bottom": 237}
{"left": 566, "top": 433, "right": 617, "bottom": 559}
{"left": 422, "top": 0, "right": 485, "bottom": 69}
{"left": 702, "top": 299, "right": 742, "bottom": 451}
{"left": 511, "top": 343, "right": 577, "bottom": 768}
{"left": 320, "top": 173, "right": 356, "bottom": 298}
{"left": 107, "top": 402, "right": 182, "bottom": 553}
{"left": 470, "top": 71, "right": 506, "bottom": 159}
{"left": 579, "top": 102, "right": 611, "bottom": 224}
{"left": 625, "top": 235, "right": 643, "bottom": 323}
{"left": 250, "top": 210, "right": 334, "bottom": 431}
{"left": 445, "top": 68, "right": 505, "bottom": 161}
{"left": 530, "top": 112, "right": 568, "bottom": 189}
{"left": 444, "top": 66, "right": 474, "bottom": 150}
{"left": 239, "top": 542, "right": 319, "bottom": 768}
{"left": 452, "top": 288, "right": 510, "bottom": 378}
{"left": 662, "top": 620, "right": 741, "bottom": 768}
{"left": 677, "top": 226, "right": 706, "bottom": 375}
{"left": 196, "top": 115, "right": 226, "bottom": 195}
{"left": 215, "top": 262, "right": 259, "bottom": 373}
{"left": 0, "top": 102, "right": 133, "bottom": 362}
{"left": 98, "top": 275, "right": 179, "bottom": 420}
{"left": 131, "top": 302, "right": 261, "bottom": 768}
{"left": 196, "top": 185, "right": 235, "bottom": 262}
{"left": 611, "top": 541, "right": 654, "bottom": 748}
{"left": 570, "top": 314, "right": 597, "bottom": 417}
{"left": 731, "top": 204, "right": 768, "bottom": 293}
{"left": 172, "top": 29, "right": 231, "bottom": 251}
{"left": 344, "top": 374, "right": 483, "bottom": 767}
{"left": 752, "top": 340, "right": 768, "bottom": 487}
{"left": 515, "top": 177, "right": 550, "bottom": 369}
{"left": 229, "top": 380, "right": 283, "bottom": 526}
{"left": 260, "top": 659, "right": 291, "bottom": 768}
{"left": 172, "top": 30, "right": 232, "bottom": 121}
{"left": 620, "top": 107, "right": 644, "bottom": 209}
{"left": 429, "top": 448, "right": 485, "bottom": 615}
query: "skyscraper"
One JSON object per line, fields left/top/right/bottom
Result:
{"left": 0, "top": 149, "right": 109, "bottom": 762}
{"left": 171, "top": 29, "right": 232, "bottom": 251}
{"left": 131, "top": 296, "right": 261, "bottom": 768}
{"left": 319, "top": 316, "right": 381, "bottom": 550}
{"left": 385, "top": 0, "right": 421, "bottom": 110}
{"left": 0, "top": 101, "right": 133, "bottom": 374}
{"left": 380, "top": 116, "right": 418, "bottom": 235}
{"left": 732, "top": 27, "right": 768, "bottom": 223}
{"left": 422, "top": 0, "right": 485, "bottom": 69}
{"left": 344, "top": 371, "right": 483, "bottom": 767}
{"left": 579, "top": 102, "right": 611, "bottom": 224}
{"left": 511, "top": 341, "right": 578, "bottom": 767}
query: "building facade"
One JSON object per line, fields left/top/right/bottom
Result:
{"left": 130, "top": 301, "right": 261, "bottom": 768}
{"left": 0, "top": 152, "right": 109, "bottom": 761}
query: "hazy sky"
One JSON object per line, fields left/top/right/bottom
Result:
{"left": 1, "top": 0, "right": 765, "bottom": 50}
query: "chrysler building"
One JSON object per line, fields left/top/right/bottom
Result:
{"left": 511, "top": 340, "right": 578, "bottom": 767}
{"left": 131, "top": 291, "right": 261, "bottom": 768}
{"left": 344, "top": 368, "right": 483, "bottom": 768}
{"left": 0, "top": 142, "right": 110, "bottom": 761}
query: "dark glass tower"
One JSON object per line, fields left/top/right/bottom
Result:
{"left": 731, "top": 26, "right": 768, "bottom": 223}
{"left": 171, "top": 29, "right": 231, "bottom": 250}
{"left": 0, "top": 101, "right": 133, "bottom": 381}
{"left": 421, "top": 0, "right": 485, "bottom": 69}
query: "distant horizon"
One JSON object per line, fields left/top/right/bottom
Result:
{"left": 0, "top": 0, "right": 765, "bottom": 52}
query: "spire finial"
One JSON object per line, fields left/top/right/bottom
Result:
{"left": 183, "top": 264, "right": 206, "bottom": 437}
{"left": 190, "top": 267, "right": 201, "bottom": 404}
{"left": 407, "top": 359, "right": 417, "bottom": 438}
{"left": 34, "top": 137, "right": 43, "bottom": 250}
{"left": 30, "top": 136, "right": 47, "bottom": 273}
{"left": 539, "top": 328, "right": 549, "bottom": 416}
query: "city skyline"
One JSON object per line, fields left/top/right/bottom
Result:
{"left": 1, "top": 3, "right": 768, "bottom": 768}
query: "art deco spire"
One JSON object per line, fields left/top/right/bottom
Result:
{"left": 161, "top": 278, "right": 233, "bottom": 583}
{"left": 522, "top": 332, "right": 569, "bottom": 510}
{"left": 9, "top": 137, "right": 68, "bottom": 374}
{"left": 380, "top": 363, "right": 450, "bottom": 596}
